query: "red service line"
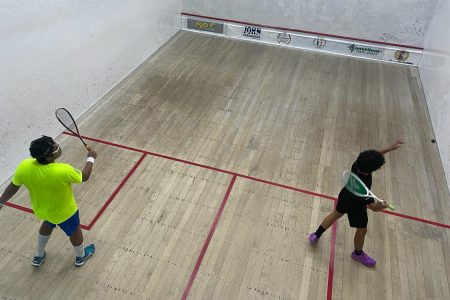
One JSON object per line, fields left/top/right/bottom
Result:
{"left": 238, "top": 174, "right": 337, "bottom": 201}
{"left": 182, "top": 174, "right": 237, "bottom": 300}
{"left": 63, "top": 132, "right": 236, "bottom": 176}
{"left": 63, "top": 132, "right": 450, "bottom": 230}
{"left": 64, "top": 132, "right": 336, "bottom": 201}
{"left": 181, "top": 12, "right": 423, "bottom": 50}
{"left": 382, "top": 210, "right": 450, "bottom": 229}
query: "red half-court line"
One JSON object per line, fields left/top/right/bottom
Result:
{"left": 66, "top": 132, "right": 450, "bottom": 230}
{"left": 181, "top": 12, "right": 424, "bottom": 50}
{"left": 327, "top": 201, "right": 338, "bottom": 300}
{"left": 86, "top": 153, "right": 146, "bottom": 230}
{"left": 181, "top": 175, "right": 237, "bottom": 300}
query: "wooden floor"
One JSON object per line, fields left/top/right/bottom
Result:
{"left": 1, "top": 31, "right": 449, "bottom": 299}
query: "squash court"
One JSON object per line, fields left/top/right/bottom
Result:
{"left": 1, "top": 30, "right": 449, "bottom": 299}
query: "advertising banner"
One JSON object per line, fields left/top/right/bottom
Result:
{"left": 181, "top": 15, "right": 422, "bottom": 65}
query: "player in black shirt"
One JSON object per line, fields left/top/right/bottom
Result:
{"left": 308, "top": 139, "right": 404, "bottom": 267}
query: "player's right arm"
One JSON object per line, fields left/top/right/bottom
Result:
{"left": 82, "top": 147, "right": 97, "bottom": 182}
{"left": 0, "top": 182, "right": 21, "bottom": 209}
{"left": 368, "top": 201, "right": 389, "bottom": 212}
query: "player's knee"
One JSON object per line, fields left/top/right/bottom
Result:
{"left": 357, "top": 227, "right": 367, "bottom": 234}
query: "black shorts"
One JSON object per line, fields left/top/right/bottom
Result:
{"left": 336, "top": 196, "right": 368, "bottom": 228}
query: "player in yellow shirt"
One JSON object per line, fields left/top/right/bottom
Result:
{"left": 0, "top": 136, "right": 97, "bottom": 267}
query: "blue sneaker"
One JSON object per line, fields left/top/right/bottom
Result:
{"left": 32, "top": 251, "right": 46, "bottom": 267}
{"left": 75, "top": 244, "right": 95, "bottom": 267}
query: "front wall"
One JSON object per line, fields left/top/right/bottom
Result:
{"left": 0, "top": 0, "right": 181, "bottom": 184}
{"left": 182, "top": 0, "right": 439, "bottom": 47}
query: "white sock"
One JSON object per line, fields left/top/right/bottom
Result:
{"left": 36, "top": 234, "right": 50, "bottom": 257}
{"left": 74, "top": 244, "right": 85, "bottom": 258}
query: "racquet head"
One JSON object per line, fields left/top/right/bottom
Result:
{"left": 342, "top": 170, "right": 395, "bottom": 210}
{"left": 55, "top": 108, "right": 88, "bottom": 148}
{"left": 342, "top": 170, "right": 369, "bottom": 197}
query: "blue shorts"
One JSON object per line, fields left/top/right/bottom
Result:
{"left": 44, "top": 210, "right": 80, "bottom": 236}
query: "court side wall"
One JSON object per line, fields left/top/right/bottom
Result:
{"left": 0, "top": 0, "right": 181, "bottom": 185}
{"left": 419, "top": 0, "right": 450, "bottom": 193}
{"left": 182, "top": 0, "right": 439, "bottom": 47}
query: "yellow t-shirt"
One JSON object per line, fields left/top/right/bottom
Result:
{"left": 12, "top": 158, "right": 82, "bottom": 224}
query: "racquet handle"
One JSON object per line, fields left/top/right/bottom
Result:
{"left": 377, "top": 198, "right": 395, "bottom": 211}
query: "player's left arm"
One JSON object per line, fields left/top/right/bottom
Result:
{"left": 378, "top": 139, "right": 404, "bottom": 155}
{"left": 0, "top": 182, "right": 21, "bottom": 209}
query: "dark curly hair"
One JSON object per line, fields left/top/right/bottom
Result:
{"left": 355, "top": 150, "right": 385, "bottom": 173}
{"left": 29, "top": 136, "right": 55, "bottom": 164}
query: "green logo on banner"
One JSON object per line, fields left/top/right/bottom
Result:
{"left": 348, "top": 44, "right": 382, "bottom": 56}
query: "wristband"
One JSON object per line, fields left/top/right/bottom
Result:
{"left": 86, "top": 157, "right": 95, "bottom": 164}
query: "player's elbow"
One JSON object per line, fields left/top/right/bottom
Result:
{"left": 82, "top": 173, "right": 91, "bottom": 182}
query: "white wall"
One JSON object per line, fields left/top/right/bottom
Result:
{"left": 0, "top": 0, "right": 181, "bottom": 184}
{"left": 419, "top": 0, "right": 450, "bottom": 192}
{"left": 183, "top": 0, "right": 440, "bottom": 47}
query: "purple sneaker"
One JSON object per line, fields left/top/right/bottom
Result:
{"left": 351, "top": 251, "right": 376, "bottom": 267}
{"left": 308, "top": 233, "right": 319, "bottom": 245}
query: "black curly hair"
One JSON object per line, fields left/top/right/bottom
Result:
{"left": 29, "top": 136, "right": 55, "bottom": 164}
{"left": 355, "top": 150, "right": 385, "bottom": 173}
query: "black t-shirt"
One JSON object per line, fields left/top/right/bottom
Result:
{"left": 338, "top": 162, "right": 374, "bottom": 205}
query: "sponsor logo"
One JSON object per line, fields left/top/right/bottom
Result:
{"left": 348, "top": 44, "right": 383, "bottom": 56}
{"left": 313, "top": 36, "right": 326, "bottom": 48}
{"left": 243, "top": 26, "right": 262, "bottom": 40}
{"left": 195, "top": 21, "right": 215, "bottom": 31}
{"left": 187, "top": 19, "right": 224, "bottom": 34}
{"left": 394, "top": 50, "right": 410, "bottom": 62}
{"left": 277, "top": 33, "right": 291, "bottom": 45}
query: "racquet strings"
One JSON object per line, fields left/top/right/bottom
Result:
{"left": 56, "top": 108, "right": 79, "bottom": 135}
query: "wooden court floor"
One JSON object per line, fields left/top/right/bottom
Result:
{"left": 1, "top": 31, "right": 449, "bottom": 299}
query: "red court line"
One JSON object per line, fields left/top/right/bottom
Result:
{"left": 238, "top": 174, "right": 337, "bottom": 201}
{"left": 327, "top": 202, "right": 338, "bottom": 300}
{"left": 4, "top": 202, "right": 33, "bottom": 214}
{"left": 86, "top": 153, "right": 146, "bottom": 230}
{"left": 63, "top": 132, "right": 450, "bottom": 230}
{"left": 181, "top": 12, "right": 423, "bottom": 50}
{"left": 382, "top": 210, "right": 450, "bottom": 229}
{"left": 3, "top": 152, "right": 146, "bottom": 231}
{"left": 4, "top": 202, "right": 89, "bottom": 230}
{"left": 182, "top": 175, "right": 237, "bottom": 300}
{"left": 64, "top": 132, "right": 335, "bottom": 200}
{"left": 64, "top": 132, "right": 235, "bottom": 176}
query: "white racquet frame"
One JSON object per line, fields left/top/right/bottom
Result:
{"left": 342, "top": 170, "right": 395, "bottom": 211}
